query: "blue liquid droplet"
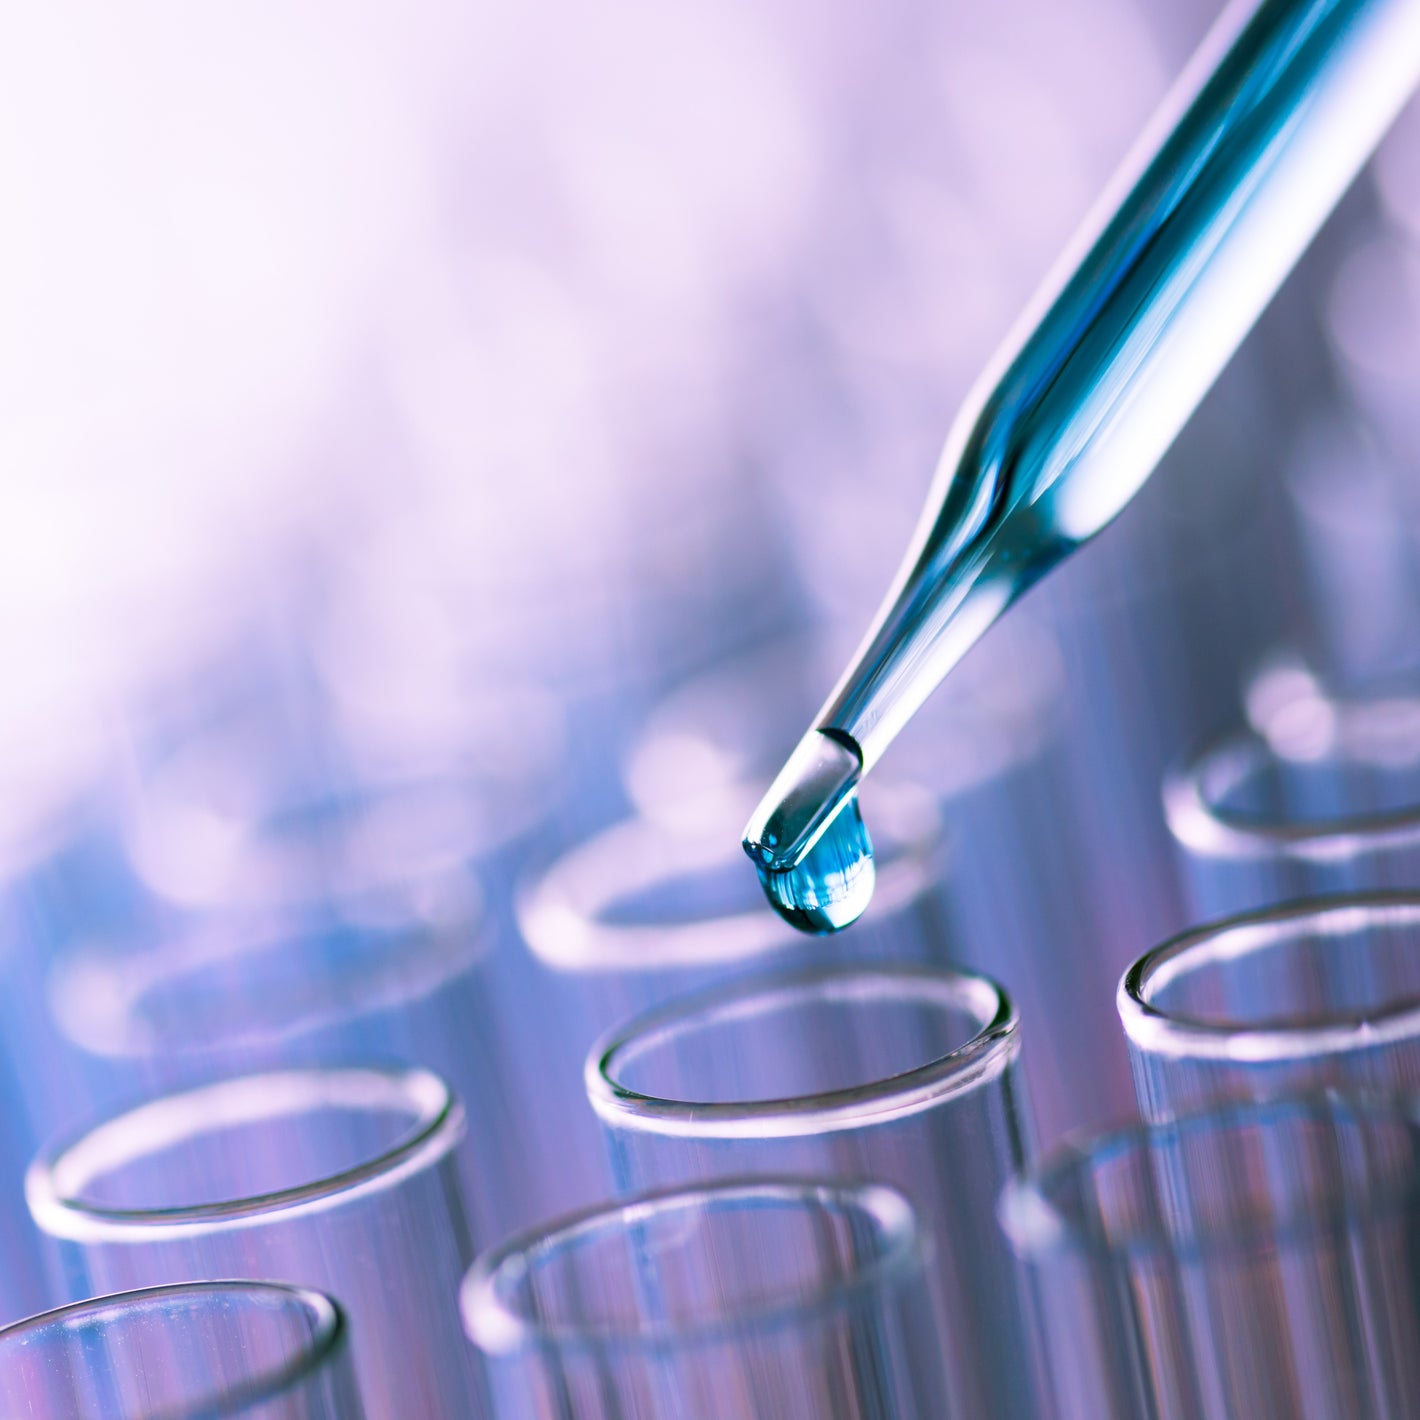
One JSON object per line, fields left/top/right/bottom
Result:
{"left": 754, "top": 794, "right": 875, "bottom": 934}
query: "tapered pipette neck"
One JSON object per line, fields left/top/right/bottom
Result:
{"left": 744, "top": 0, "right": 1420, "bottom": 881}
{"left": 741, "top": 729, "right": 861, "bottom": 874}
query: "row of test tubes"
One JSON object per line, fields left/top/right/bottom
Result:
{"left": 5, "top": 14, "right": 1420, "bottom": 1420}
{"left": 12, "top": 635, "right": 1420, "bottom": 1419}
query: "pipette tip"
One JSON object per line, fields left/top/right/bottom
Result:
{"left": 751, "top": 794, "right": 875, "bottom": 934}
{"left": 743, "top": 729, "right": 873, "bottom": 934}
{"left": 742, "top": 729, "right": 862, "bottom": 871}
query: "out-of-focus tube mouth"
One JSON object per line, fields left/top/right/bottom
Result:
{"left": 1164, "top": 689, "right": 1420, "bottom": 863}
{"left": 518, "top": 778, "right": 942, "bottom": 972}
{"left": 49, "top": 875, "right": 486, "bottom": 1060}
{"left": 999, "top": 1092, "right": 1420, "bottom": 1264}
{"left": 0, "top": 1282, "right": 348, "bottom": 1416}
{"left": 1119, "top": 893, "right": 1420, "bottom": 1064}
{"left": 587, "top": 963, "right": 1018, "bottom": 1139}
{"left": 122, "top": 688, "right": 567, "bottom": 914}
{"left": 462, "top": 1177, "right": 925, "bottom": 1355}
{"left": 28, "top": 1065, "right": 463, "bottom": 1240}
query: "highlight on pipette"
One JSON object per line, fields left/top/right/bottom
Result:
{"left": 742, "top": 729, "right": 874, "bottom": 932}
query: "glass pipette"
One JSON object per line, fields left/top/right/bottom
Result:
{"left": 743, "top": 0, "right": 1420, "bottom": 932}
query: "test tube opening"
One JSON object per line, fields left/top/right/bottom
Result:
{"left": 462, "top": 1178, "right": 925, "bottom": 1354}
{"left": 588, "top": 964, "right": 1018, "bottom": 1138}
{"left": 1166, "top": 687, "right": 1420, "bottom": 862}
{"left": 49, "top": 882, "right": 487, "bottom": 1060}
{"left": 28, "top": 1065, "right": 463, "bottom": 1235}
{"left": 0, "top": 1281, "right": 350, "bottom": 1419}
{"left": 1120, "top": 895, "right": 1420, "bottom": 1065}
{"left": 1001, "top": 1092, "right": 1420, "bottom": 1264}
{"left": 519, "top": 782, "right": 942, "bottom": 975}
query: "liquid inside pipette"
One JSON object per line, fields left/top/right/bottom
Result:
{"left": 753, "top": 793, "right": 874, "bottom": 933}
{"left": 744, "top": 0, "right": 1420, "bottom": 933}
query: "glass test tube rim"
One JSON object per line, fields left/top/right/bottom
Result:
{"left": 0, "top": 1281, "right": 349, "bottom": 1417}
{"left": 27, "top": 1064, "right": 465, "bottom": 1243}
{"left": 518, "top": 778, "right": 943, "bottom": 973}
{"left": 123, "top": 691, "right": 563, "bottom": 914}
{"left": 1164, "top": 711, "right": 1420, "bottom": 862}
{"left": 49, "top": 878, "right": 488, "bottom": 1062}
{"left": 587, "top": 963, "right": 1018, "bottom": 1139}
{"left": 1119, "top": 893, "right": 1420, "bottom": 1064}
{"left": 998, "top": 1090, "right": 1420, "bottom": 1265}
{"left": 461, "top": 1176, "right": 927, "bottom": 1356}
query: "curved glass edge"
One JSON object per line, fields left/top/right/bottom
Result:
{"left": 27, "top": 1065, "right": 465, "bottom": 1241}
{"left": 0, "top": 1280, "right": 349, "bottom": 1414}
{"left": 518, "top": 780, "right": 944, "bottom": 973}
{"left": 50, "top": 894, "right": 488, "bottom": 1062}
{"left": 586, "top": 963, "right": 1019, "bottom": 1139}
{"left": 998, "top": 1090, "right": 1420, "bottom": 1264}
{"left": 1118, "top": 893, "right": 1420, "bottom": 1064}
{"left": 461, "top": 1176, "right": 925, "bottom": 1356}
{"left": 1164, "top": 720, "right": 1420, "bottom": 862}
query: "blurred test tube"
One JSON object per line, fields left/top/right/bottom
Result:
{"left": 27, "top": 1064, "right": 486, "bottom": 1419}
{"left": 0, "top": 1282, "right": 362, "bottom": 1419}
{"left": 56, "top": 660, "right": 570, "bottom": 1242}
{"left": 511, "top": 769, "right": 948, "bottom": 1223}
{"left": 462, "top": 1178, "right": 950, "bottom": 1420}
{"left": 122, "top": 660, "right": 568, "bottom": 923}
{"left": 1121, "top": 894, "right": 1420, "bottom": 1120}
{"left": 587, "top": 962, "right": 1034, "bottom": 1420}
{"left": 620, "top": 609, "right": 1132, "bottom": 1140}
{"left": 1000, "top": 1093, "right": 1420, "bottom": 1420}
{"left": 42, "top": 869, "right": 528, "bottom": 1244}
{"left": 1166, "top": 664, "right": 1420, "bottom": 917}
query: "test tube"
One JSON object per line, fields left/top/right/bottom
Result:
{"left": 999, "top": 1093, "right": 1420, "bottom": 1420}
{"left": 42, "top": 870, "right": 530, "bottom": 1244}
{"left": 523, "top": 774, "right": 946, "bottom": 981}
{"left": 511, "top": 768, "right": 950, "bottom": 1222}
{"left": 26, "top": 1064, "right": 487, "bottom": 1420}
{"left": 105, "top": 663, "right": 577, "bottom": 1241}
{"left": 1120, "top": 894, "right": 1420, "bottom": 1121}
{"left": 1165, "top": 670, "right": 1420, "bottom": 918}
{"left": 462, "top": 1177, "right": 951, "bottom": 1420}
{"left": 120, "top": 684, "right": 565, "bottom": 921}
{"left": 620, "top": 608, "right": 1133, "bottom": 1142}
{"left": 0, "top": 1281, "right": 362, "bottom": 1418}
{"left": 587, "top": 963, "right": 1035, "bottom": 1420}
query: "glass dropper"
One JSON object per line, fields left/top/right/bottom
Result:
{"left": 744, "top": 0, "right": 1420, "bottom": 932}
